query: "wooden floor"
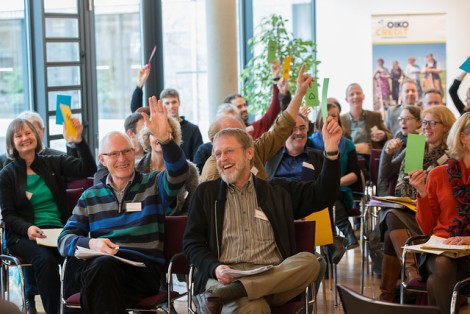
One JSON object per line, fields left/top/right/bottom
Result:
{"left": 23, "top": 245, "right": 470, "bottom": 313}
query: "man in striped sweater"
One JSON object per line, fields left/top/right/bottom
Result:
{"left": 58, "top": 97, "right": 189, "bottom": 313}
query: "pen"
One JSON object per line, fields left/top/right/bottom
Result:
{"left": 113, "top": 246, "right": 119, "bottom": 251}
{"left": 37, "top": 231, "right": 45, "bottom": 236}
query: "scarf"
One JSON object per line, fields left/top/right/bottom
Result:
{"left": 446, "top": 158, "right": 470, "bottom": 236}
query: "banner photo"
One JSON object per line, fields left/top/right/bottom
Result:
{"left": 371, "top": 14, "right": 446, "bottom": 112}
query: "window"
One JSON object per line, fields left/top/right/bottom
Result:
{"left": 0, "top": 1, "right": 28, "bottom": 153}
{"left": 161, "top": 0, "right": 208, "bottom": 137}
{"left": 94, "top": 0, "right": 141, "bottom": 138}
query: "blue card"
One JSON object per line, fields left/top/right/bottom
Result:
{"left": 56, "top": 95, "right": 72, "bottom": 125}
{"left": 459, "top": 57, "right": 470, "bottom": 73}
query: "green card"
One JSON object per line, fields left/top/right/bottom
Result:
{"left": 267, "top": 40, "right": 276, "bottom": 63}
{"left": 404, "top": 134, "right": 426, "bottom": 173}
{"left": 321, "top": 78, "right": 329, "bottom": 120}
{"left": 306, "top": 81, "right": 319, "bottom": 107}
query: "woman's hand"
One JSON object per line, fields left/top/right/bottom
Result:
{"left": 409, "top": 169, "right": 427, "bottom": 197}
{"left": 385, "top": 138, "right": 403, "bottom": 155}
{"left": 444, "top": 236, "right": 469, "bottom": 245}
{"left": 27, "top": 226, "right": 46, "bottom": 241}
{"left": 63, "top": 118, "right": 83, "bottom": 144}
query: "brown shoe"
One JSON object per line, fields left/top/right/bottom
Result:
{"left": 194, "top": 291, "right": 223, "bottom": 314}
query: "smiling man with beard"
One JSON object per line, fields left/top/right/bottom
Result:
{"left": 184, "top": 102, "right": 342, "bottom": 313}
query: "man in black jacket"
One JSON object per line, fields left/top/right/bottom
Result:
{"left": 183, "top": 97, "right": 342, "bottom": 314}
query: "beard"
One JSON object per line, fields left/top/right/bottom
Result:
{"left": 218, "top": 158, "right": 248, "bottom": 185}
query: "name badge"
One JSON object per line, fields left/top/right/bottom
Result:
{"left": 251, "top": 166, "right": 259, "bottom": 176}
{"left": 245, "top": 125, "right": 254, "bottom": 133}
{"left": 437, "top": 154, "right": 448, "bottom": 165}
{"left": 302, "top": 162, "right": 315, "bottom": 170}
{"left": 126, "top": 202, "right": 142, "bottom": 212}
{"left": 254, "top": 209, "right": 268, "bottom": 221}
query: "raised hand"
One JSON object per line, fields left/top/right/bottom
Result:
{"left": 63, "top": 117, "right": 83, "bottom": 144}
{"left": 322, "top": 116, "right": 342, "bottom": 153}
{"left": 137, "top": 64, "right": 151, "bottom": 88}
{"left": 296, "top": 64, "right": 314, "bottom": 97}
{"left": 271, "top": 60, "right": 281, "bottom": 78}
{"left": 141, "top": 96, "right": 172, "bottom": 142}
{"left": 385, "top": 138, "right": 403, "bottom": 155}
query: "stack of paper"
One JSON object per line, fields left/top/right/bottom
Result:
{"left": 36, "top": 228, "right": 63, "bottom": 247}
{"left": 405, "top": 235, "right": 470, "bottom": 258}
{"left": 220, "top": 265, "right": 273, "bottom": 278}
{"left": 75, "top": 246, "right": 146, "bottom": 267}
{"left": 372, "top": 196, "right": 416, "bottom": 211}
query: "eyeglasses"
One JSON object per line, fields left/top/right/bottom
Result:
{"left": 421, "top": 120, "right": 442, "bottom": 128}
{"left": 292, "top": 125, "right": 307, "bottom": 132}
{"left": 397, "top": 116, "right": 416, "bottom": 123}
{"left": 101, "top": 148, "right": 135, "bottom": 159}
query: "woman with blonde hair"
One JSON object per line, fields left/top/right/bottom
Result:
{"left": 378, "top": 105, "right": 456, "bottom": 302}
{"left": 409, "top": 112, "right": 470, "bottom": 313}
{"left": 138, "top": 116, "right": 198, "bottom": 215}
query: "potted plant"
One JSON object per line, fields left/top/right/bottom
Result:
{"left": 240, "top": 14, "right": 319, "bottom": 116}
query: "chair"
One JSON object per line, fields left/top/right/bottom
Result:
{"left": 60, "top": 215, "right": 189, "bottom": 313}
{"left": 451, "top": 277, "right": 470, "bottom": 314}
{"left": 66, "top": 188, "right": 84, "bottom": 213}
{"left": 337, "top": 284, "right": 440, "bottom": 314}
{"left": 400, "top": 235, "right": 430, "bottom": 304}
{"left": 66, "top": 177, "right": 94, "bottom": 190}
{"left": 188, "top": 220, "right": 317, "bottom": 314}
{"left": 368, "top": 149, "right": 382, "bottom": 197}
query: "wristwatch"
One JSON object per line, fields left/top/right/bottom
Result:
{"left": 323, "top": 150, "right": 339, "bottom": 158}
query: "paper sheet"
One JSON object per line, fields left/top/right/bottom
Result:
{"left": 75, "top": 246, "right": 146, "bottom": 267}
{"left": 220, "top": 265, "right": 273, "bottom": 278}
{"left": 36, "top": 228, "right": 63, "bottom": 247}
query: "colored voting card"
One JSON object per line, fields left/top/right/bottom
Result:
{"left": 56, "top": 95, "right": 71, "bottom": 125}
{"left": 282, "top": 56, "right": 293, "bottom": 80}
{"left": 306, "top": 80, "right": 319, "bottom": 107}
{"left": 404, "top": 134, "right": 426, "bottom": 173}
{"left": 267, "top": 40, "right": 276, "bottom": 63}
{"left": 60, "top": 104, "right": 77, "bottom": 138}
{"left": 321, "top": 78, "right": 330, "bottom": 120}
{"left": 460, "top": 57, "right": 470, "bottom": 73}
{"left": 148, "top": 45, "right": 157, "bottom": 64}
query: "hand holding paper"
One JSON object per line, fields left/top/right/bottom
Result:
{"left": 408, "top": 169, "right": 428, "bottom": 197}
{"left": 60, "top": 105, "right": 82, "bottom": 143}
{"left": 89, "top": 238, "right": 119, "bottom": 255}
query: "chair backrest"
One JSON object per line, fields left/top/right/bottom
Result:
{"left": 337, "top": 284, "right": 440, "bottom": 314}
{"left": 164, "top": 216, "right": 188, "bottom": 273}
{"left": 66, "top": 188, "right": 84, "bottom": 214}
{"left": 294, "top": 220, "right": 315, "bottom": 253}
{"left": 369, "top": 149, "right": 382, "bottom": 187}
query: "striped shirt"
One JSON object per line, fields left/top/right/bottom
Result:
{"left": 219, "top": 175, "right": 282, "bottom": 265}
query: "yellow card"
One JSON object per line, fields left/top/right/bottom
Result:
{"left": 304, "top": 208, "right": 333, "bottom": 246}
{"left": 60, "top": 104, "right": 77, "bottom": 138}
{"left": 282, "top": 56, "right": 293, "bottom": 80}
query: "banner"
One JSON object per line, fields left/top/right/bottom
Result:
{"left": 371, "top": 14, "right": 446, "bottom": 112}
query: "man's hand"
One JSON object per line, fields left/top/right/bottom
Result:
{"left": 215, "top": 265, "right": 236, "bottom": 285}
{"left": 141, "top": 96, "right": 172, "bottom": 142}
{"left": 300, "top": 106, "right": 311, "bottom": 117}
{"left": 370, "top": 129, "right": 386, "bottom": 142}
{"left": 409, "top": 169, "right": 427, "bottom": 197}
{"left": 137, "top": 64, "right": 151, "bottom": 88}
{"left": 296, "top": 64, "right": 314, "bottom": 97}
{"left": 385, "top": 138, "right": 403, "bottom": 155}
{"left": 27, "top": 226, "right": 46, "bottom": 241}
{"left": 277, "top": 78, "right": 289, "bottom": 95}
{"left": 322, "top": 116, "right": 342, "bottom": 153}
{"left": 89, "top": 238, "right": 119, "bottom": 255}
{"left": 63, "top": 118, "right": 83, "bottom": 144}
{"left": 271, "top": 60, "right": 281, "bottom": 78}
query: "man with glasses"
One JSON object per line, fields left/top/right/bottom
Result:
{"left": 58, "top": 97, "right": 190, "bottom": 313}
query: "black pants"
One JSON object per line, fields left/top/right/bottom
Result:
{"left": 9, "top": 238, "right": 63, "bottom": 314}
{"left": 78, "top": 255, "right": 161, "bottom": 314}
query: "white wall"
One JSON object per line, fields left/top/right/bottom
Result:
{"left": 316, "top": 0, "right": 470, "bottom": 114}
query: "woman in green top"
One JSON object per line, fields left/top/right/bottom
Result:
{"left": 0, "top": 118, "right": 96, "bottom": 314}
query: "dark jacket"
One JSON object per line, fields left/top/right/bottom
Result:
{"left": 0, "top": 140, "right": 96, "bottom": 247}
{"left": 183, "top": 157, "right": 340, "bottom": 293}
{"left": 449, "top": 79, "right": 468, "bottom": 116}
{"left": 265, "top": 146, "right": 324, "bottom": 181}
